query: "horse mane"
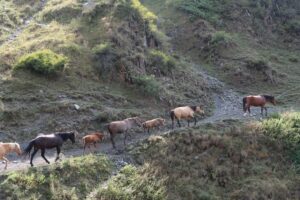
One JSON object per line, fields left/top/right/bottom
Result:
{"left": 262, "top": 95, "right": 274, "bottom": 101}
{"left": 56, "top": 132, "right": 74, "bottom": 141}
{"left": 189, "top": 106, "right": 197, "bottom": 111}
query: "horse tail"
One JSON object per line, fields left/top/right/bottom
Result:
{"left": 242, "top": 97, "right": 247, "bottom": 112}
{"left": 170, "top": 110, "right": 175, "bottom": 129}
{"left": 23, "top": 140, "right": 35, "bottom": 156}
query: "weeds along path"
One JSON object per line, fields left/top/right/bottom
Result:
{"left": 0, "top": 64, "right": 280, "bottom": 174}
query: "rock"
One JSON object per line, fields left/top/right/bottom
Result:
{"left": 74, "top": 104, "right": 80, "bottom": 110}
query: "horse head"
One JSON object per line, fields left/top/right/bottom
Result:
{"left": 14, "top": 143, "right": 22, "bottom": 155}
{"left": 67, "top": 132, "right": 76, "bottom": 144}
{"left": 159, "top": 118, "right": 166, "bottom": 125}
{"left": 196, "top": 106, "right": 205, "bottom": 115}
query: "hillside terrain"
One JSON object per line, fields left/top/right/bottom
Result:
{"left": 0, "top": 0, "right": 299, "bottom": 199}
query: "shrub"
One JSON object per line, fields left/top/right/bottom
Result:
{"left": 148, "top": 50, "right": 176, "bottom": 75}
{"left": 14, "top": 50, "right": 67, "bottom": 75}
{"left": 133, "top": 75, "right": 161, "bottom": 97}
{"left": 92, "top": 42, "right": 112, "bottom": 56}
{"left": 245, "top": 58, "right": 269, "bottom": 71}
{"left": 261, "top": 112, "right": 300, "bottom": 165}
{"left": 211, "top": 31, "right": 233, "bottom": 46}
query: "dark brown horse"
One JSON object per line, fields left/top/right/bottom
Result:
{"left": 23, "top": 132, "right": 75, "bottom": 167}
{"left": 243, "top": 95, "right": 276, "bottom": 116}
{"left": 108, "top": 117, "right": 142, "bottom": 149}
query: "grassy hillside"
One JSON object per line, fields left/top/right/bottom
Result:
{"left": 1, "top": 119, "right": 299, "bottom": 200}
{"left": 141, "top": 0, "right": 300, "bottom": 106}
{"left": 0, "top": 0, "right": 212, "bottom": 141}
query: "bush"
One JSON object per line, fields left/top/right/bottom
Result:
{"left": 92, "top": 42, "right": 112, "bottom": 56}
{"left": 148, "top": 50, "right": 176, "bottom": 75}
{"left": 133, "top": 75, "right": 161, "bottom": 97}
{"left": 14, "top": 50, "right": 67, "bottom": 75}
{"left": 245, "top": 58, "right": 269, "bottom": 71}
{"left": 261, "top": 112, "right": 300, "bottom": 165}
{"left": 211, "top": 31, "right": 233, "bottom": 46}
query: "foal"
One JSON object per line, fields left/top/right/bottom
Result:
{"left": 0, "top": 142, "right": 22, "bottom": 169}
{"left": 82, "top": 132, "right": 104, "bottom": 154}
{"left": 170, "top": 106, "right": 205, "bottom": 129}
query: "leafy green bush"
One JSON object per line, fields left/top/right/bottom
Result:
{"left": 133, "top": 75, "right": 161, "bottom": 97}
{"left": 211, "top": 31, "right": 233, "bottom": 46}
{"left": 261, "top": 112, "right": 300, "bottom": 165}
{"left": 149, "top": 50, "right": 176, "bottom": 75}
{"left": 94, "top": 165, "right": 166, "bottom": 200}
{"left": 245, "top": 58, "right": 269, "bottom": 71}
{"left": 14, "top": 50, "right": 67, "bottom": 75}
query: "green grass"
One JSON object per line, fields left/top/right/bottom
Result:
{"left": 92, "top": 165, "right": 166, "bottom": 200}
{"left": 0, "top": 155, "right": 113, "bottom": 200}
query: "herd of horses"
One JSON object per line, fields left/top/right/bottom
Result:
{"left": 0, "top": 94, "right": 276, "bottom": 169}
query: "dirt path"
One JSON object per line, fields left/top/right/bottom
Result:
{"left": 0, "top": 64, "right": 280, "bottom": 174}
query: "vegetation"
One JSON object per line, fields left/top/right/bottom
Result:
{"left": 133, "top": 75, "right": 161, "bottom": 97}
{"left": 148, "top": 50, "right": 176, "bottom": 76}
{"left": 126, "top": 122, "right": 300, "bottom": 199}
{"left": 0, "top": 155, "right": 113, "bottom": 199}
{"left": 261, "top": 112, "right": 300, "bottom": 165}
{"left": 14, "top": 50, "right": 67, "bottom": 75}
{"left": 93, "top": 165, "right": 166, "bottom": 200}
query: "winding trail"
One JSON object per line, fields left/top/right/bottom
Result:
{"left": 0, "top": 63, "right": 279, "bottom": 174}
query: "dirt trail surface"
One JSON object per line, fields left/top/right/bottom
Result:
{"left": 0, "top": 64, "right": 279, "bottom": 174}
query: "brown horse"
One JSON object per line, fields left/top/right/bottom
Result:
{"left": 243, "top": 95, "right": 276, "bottom": 116}
{"left": 142, "top": 118, "right": 165, "bottom": 134}
{"left": 170, "top": 106, "right": 205, "bottom": 129}
{"left": 108, "top": 117, "right": 142, "bottom": 149}
{"left": 23, "top": 132, "right": 75, "bottom": 167}
{"left": 82, "top": 132, "right": 104, "bottom": 154}
{"left": 0, "top": 142, "right": 22, "bottom": 169}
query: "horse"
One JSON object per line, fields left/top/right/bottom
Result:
{"left": 108, "top": 117, "right": 142, "bottom": 149}
{"left": 170, "top": 106, "right": 205, "bottom": 129}
{"left": 243, "top": 95, "right": 276, "bottom": 116}
{"left": 0, "top": 142, "right": 22, "bottom": 169}
{"left": 82, "top": 132, "right": 104, "bottom": 154}
{"left": 23, "top": 132, "right": 75, "bottom": 167}
{"left": 142, "top": 118, "right": 165, "bottom": 134}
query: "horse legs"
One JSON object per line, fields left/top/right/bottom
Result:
{"left": 261, "top": 107, "right": 264, "bottom": 116}
{"left": 41, "top": 148, "right": 50, "bottom": 164}
{"left": 187, "top": 119, "right": 190, "bottom": 127}
{"left": 194, "top": 116, "right": 197, "bottom": 126}
{"left": 83, "top": 143, "right": 86, "bottom": 155}
{"left": 177, "top": 119, "right": 181, "bottom": 128}
{"left": 110, "top": 134, "right": 116, "bottom": 149}
{"left": 30, "top": 148, "right": 39, "bottom": 167}
{"left": 265, "top": 107, "right": 268, "bottom": 116}
{"left": 124, "top": 132, "right": 128, "bottom": 146}
{"left": 2, "top": 157, "right": 9, "bottom": 170}
{"left": 172, "top": 119, "right": 174, "bottom": 129}
{"left": 147, "top": 128, "right": 150, "bottom": 134}
{"left": 55, "top": 146, "right": 61, "bottom": 162}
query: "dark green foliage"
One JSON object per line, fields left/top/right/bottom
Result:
{"left": 245, "top": 58, "right": 269, "bottom": 71}
{"left": 148, "top": 50, "right": 176, "bottom": 76}
{"left": 133, "top": 75, "right": 161, "bottom": 97}
{"left": 14, "top": 50, "right": 67, "bottom": 75}
{"left": 211, "top": 31, "right": 233, "bottom": 47}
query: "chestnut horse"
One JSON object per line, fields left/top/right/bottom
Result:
{"left": 142, "top": 118, "right": 165, "bottom": 134}
{"left": 108, "top": 117, "right": 142, "bottom": 149}
{"left": 170, "top": 106, "right": 205, "bottom": 129}
{"left": 243, "top": 95, "right": 276, "bottom": 116}
{"left": 0, "top": 142, "right": 22, "bottom": 169}
{"left": 82, "top": 132, "right": 104, "bottom": 154}
{"left": 23, "top": 132, "right": 75, "bottom": 167}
